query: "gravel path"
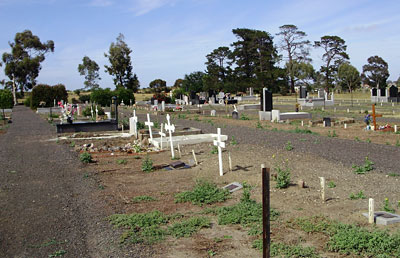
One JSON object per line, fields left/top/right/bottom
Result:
{"left": 164, "top": 116, "right": 400, "bottom": 175}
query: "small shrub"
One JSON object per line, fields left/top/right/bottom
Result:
{"left": 69, "top": 141, "right": 75, "bottom": 147}
{"left": 175, "top": 180, "right": 230, "bottom": 206}
{"left": 275, "top": 166, "right": 291, "bottom": 189}
{"left": 230, "top": 135, "right": 238, "bottom": 145}
{"left": 285, "top": 141, "right": 293, "bottom": 151}
{"left": 252, "top": 241, "right": 319, "bottom": 257}
{"left": 355, "top": 137, "right": 360, "bottom": 142}
{"left": 137, "top": 121, "right": 145, "bottom": 130}
{"left": 383, "top": 198, "right": 395, "bottom": 213}
{"left": 352, "top": 157, "right": 374, "bottom": 174}
{"left": 256, "top": 121, "right": 263, "bottom": 129}
{"left": 141, "top": 155, "right": 153, "bottom": 173}
{"left": 349, "top": 190, "right": 366, "bottom": 200}
{"left": 240, "top": 113, "right": 250, "bottom": 120}
{"left": 328, "top": 181, "right": 336, "bottom": 188}
{"left": 132, "top": 195, "right": 157, "bottom": 203}
{"left": 80, "top": 152, "right": 92, "bottom": 163}
{"left": 328, "top": 130, "right": 338, "bottom": 137}
{"left": 366, "top": 138, "right": 371, "bottom": 143}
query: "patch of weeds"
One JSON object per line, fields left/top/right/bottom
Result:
{"left": 275, "top": 165, "right": 291, "bottom": 189}
{"left": 194, "top": 115, "right": 200, "bottom": 121}
{"left": 223, "top": 235, "right": 232, "bottom": 239}
{"left": 256, "top": 121, "right": 263, "bottom": 129}
{"left": 205, "top": 119, "right": 214, "bottom": 126}
{"left": 383, "top": 198, "right": 395, "bottom": 213}
{"left": 207, "top": 249, "right": 217, "bottom": 257}
{"left": 153, "top": 121, "right": 160, "bottom": 129}
{"left": 396, "top": 140, "right": 400, "bottom": 147}
{"left": 313, "top": 138, "right": 320, "bottom": 144}
{"left": 137, "top": 121, "right": 145, "bottom": 130}
{"left": 98, "top": 184, "right": 105, "bottom": 190}
{"left": 349, "top": 190, "right": 366, "bottom": 200}
{"left": 285, "top": 141, "right": 293, "bottom": 151}
{"left": 386, "top": 141, "right": 391, "bottom": 145}
{"left": 79, "top": 152, "right": 93, "bottom": 163}
{"left": 132, "top": 195, "right": 158, "bottom": 203}
{"left": 328, "top": 181, "right": 336, "bottom": 188}
{"left": 240, "top": 113, "right": 250, "bottom": 120}
{"left": 213, "top": 237, "right": 222, "bottom": 243}
{"left": 352, "top": 157, "right": 374, "bottom": 174}
{"left": 230, "top": 135, "right": 238, "bottom": 145}
{"left": 252, "top": 240, "right": 319, "bottom": 258}
{"left": 388, "top": 173, "right": 400, "bottom": 177}
{"left": 168, "top": 216, "right": 211, "bottom": 238}
{"left": 133, "top": 156, "right": 141, "bottom": 159}
{"left": 133, "top": 144, "right": 141, "bottom": 153}
{"left": 29, "top": 239, "right": 66, "bottom": 248}
{"left": 366, "top": 138, "right": 371, "bottom": 143}
{"left": 117, "top": 159, "right": 127, "bottom": 165}
{"left": 210, "top": 146, "right": 218, "bottom": 154}
{"left": 327, "top": 130, "right": 338, "bottom": 138}
{"left": 175, "top": 180, "right": 230, "bottom": 206}
{"left": 178, "top": 114, "right": 186, "bottom": 119}
{"left": 290, "top": 216, "right": 334, "bottom": 233}
{"left": 48, "top": 250, "right": 66, "bottom": 257}
{"left": 141, "top": 155, "right": 153, "bottom": 173}
{"left": 299, "top": 138, "right": 307, "bottom": 142}
{"left": 69, "top": 141, "right": 75, "bottom": 147}
{"left": 288, "top": 127, "right": 318, "bottom": 135}
{"left": 355, "top": 137, "right": 361, "bottom": 142}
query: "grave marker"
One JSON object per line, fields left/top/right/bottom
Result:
{"left": 177, "top": 144, "right": 182, "bottom": 158}
{"left": 228, "top": 152, "right": 232, "bottom": 172}
{"left": 192, "top": 150, "right": 198, "bottom": 165}
{"left": 371, "top": 104, "right": 382, "bottom": 131}
{"left": 320, "top": 177, "right": 325, "bottom": 202}
{"left": 145, "top": 114, "right": 154, "bottom": 140}
{"left": 165, "top": 114, "right": 175, "bottom": 159}
{"left": 213, "top": 128, "right": 226, "bottom": 176}
{"left": 129, "top": 110, "right": 138, "bottom": 136}
{"left": 261, "top": 164, "right": 271, "bottom": 258}
{"left": 159, "top": 123, "right": 166, "bottom": 150}
{"left": 369, "top": 198, "right": 374, "bottom": 224}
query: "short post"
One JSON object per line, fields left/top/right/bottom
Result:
{"left": 261, "top": 164, "right": 270, "bottom": 258}
{"left": 320, "top": 177, "right": 325, "bottom": 203}
{"left": 301, "top": 120, "right": 304, "bottom": 127}
{"left": 228, "top": 152, "right": 232, "bottom": 172}
{"left": 369, "top": 198, "right": 375, "bottom": 224}
{"left": 347, "top": 108, "right": 349, "bottom": 113}
{"left": 323, "top": 121, "right": 326, "bottom": 127}
{"left": 395, "top": 125, "right": 398, "bottom": 133}
{"left": 177, "top": 144, "right": 182, "bottom": 158}
{"left": 192, "top": 150, "right": 198, "bottom": 165}
{"left": 334, "top": 107, "right": 336, "bottom": 112}
{"left": 344, "top": 123, "right": 347, "bottom": 129}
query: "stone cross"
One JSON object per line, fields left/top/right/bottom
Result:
{"left": 145, "top": 114, "right": 154, "bottom": 140}
{"left": 213, "top": 128, "right": 226, "bottom": 176}
{"left": 165, "top": 114, "right": 175, "bottom": 159}
{"left": 159, "top": 123, "right": 166, "bottom": 150}
{"left": 129, "top": 111, "right": 138, "bottom": 136}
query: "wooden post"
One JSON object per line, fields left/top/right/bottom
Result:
{"left": 192, "top": 150, "right": 198, "bottom": 165}
{"left": 320, "top": 177, "right": 325, "bottom": 202}
{"left": 177, "top": 144, "right": 182, "bottom": 158}
{"left": 261, "top": 164, "right": 270, "bottom": 258}
{"left": 369, "top": 198, "right": 375, "bottom": 224}
{"left": 228, "top": 152, "right": 232, "bottom": 172}
{"left": 371, "top": 104, "right": 382, "bottom": 131}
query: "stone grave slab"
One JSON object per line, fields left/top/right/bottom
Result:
{"left": 362, "top": 211, "right": 400, "bottom": 225}
{"left": 223, "top": 182, "right": 243, "bottom": 193}
{"left": 149, "top": 133, "right": 228, "bottom": 149}
{"left": 170, "top": 161, "right": 185, "bottom": 169}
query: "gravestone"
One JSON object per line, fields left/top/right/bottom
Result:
{"left": 154, "top": 99, "right": 158, "bottom": 107}
{"left": 211, "top": 110, "right": 216, "bottom": 116}
{"left": 260, "top": 88, "right": 273, "bottom": 111}
{"left": 372, "top": 88, "right": 377, "bottom": 96}
{"left": 380, "top": 89, "right": 386, "bottom": 96}
{"left": 232, "top": 111, "right": 239, "bottom": 119}
{"left": 300, "top": 86, "right": 308, "bottom": 99}
{"left": 318, "top": 89, "right": 325, "bottom": 98}
{"left": 249, "top": 87, "right": 254, "bottom": 96}
{"left": 323, "top": 117, "right": 331, "bottom": 127}
{"left": 161, "top": 101, "right": 165, "bottom": 112}
{"left": 389, "top": 85, "right": 398, "bottom": 97}
{"left": 223, "top": 182, "right": 243, "bottom": 193}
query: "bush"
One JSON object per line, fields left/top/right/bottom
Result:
{"left": 31, "top": 84, "right": 68, "bottom": 108}
{"left": 141, "top": 155, "right": 153, "bottom": 172}
{"left": 275, "top": 166, "right": 291, "bottom": 189}
{"left": 24, "top": 96, "right": 31, "bottom": 107}
{"left": 90, "top": 88, "right": 113, "bottom": 107}
{"left": 0, "top": 89, "right": 14, "bottom": 109}
{"left": 79, "top": 152, "right": 93, "bottom": 163}
{"left": 79, "top": 94, "right": 91, "bottom": 103}
{"left": 82, "top": 105, "right": 104, "bottom": 117}
{"left": 115, "top": 87, "right": 135, "bottom": 105}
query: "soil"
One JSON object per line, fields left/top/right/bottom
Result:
{"left": 1, "top": 105, "right": 400, "bottom": 257}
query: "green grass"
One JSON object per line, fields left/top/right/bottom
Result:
{"left": 168, "top": 217, "right": 211, "bottom": 238}
{"left": 230, "top": 135, "right": 238, "bottom": 145}
{"left": 210, "top": 146, "right": 218, "bottom": 154}
{"left": 287, "top": 127, "right": 318, "bottom": 135}
{"left": 383, "top": 198, "right": 395, "bottom": 213}
{"left": 252, "top": 240, "right": 319, "bottom": 258}
{"left": 132, "top": 195, "right": 158, "bottom": 203}
{"left": 327, "top": 130, "right": 338, "bottom": 138}
{"left": 240, "top": 113, "right": 250, "bottom": 120}
{"left": 175, "top": 180, "right": 230, "bottom": 206}
{"left": 328, "top": 181, "right": 336, "bottom": 188}
{"left": 285, "top": 141, "right": 293, "bottom": 151}
{"left": 48, "top": 250, "right": 67, "bottom": 257}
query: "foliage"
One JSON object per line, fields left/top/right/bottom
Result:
{"left": 168, "top": 217, "right": 211, "bottom": 238}
{"left": 338, "top": 63, "right": 361, "bottom": 106}
{"left": 256, "top": 121, "right": 263, "bottom": 129}
{"left": 314, "top": 35, "right": 349, "bottom": 90}
{"left": 175, "top": 180, "right": 230, "bottom": 206}
{"left": 0, "top": 89, "right": 13, "bottom": 109}
{"left": 291, "top": 61, "right": 315, "bottom": 90}
{"left": 361, "top": 55, "right": 389, "bottom": 89}
{"left": 285, "top": 141, "right": 293, "bottom": 151}
{"left": 352, "top": 157, "right": 374, "bottom": 174}
{"left": 79, "top": 152, "right": 92, "bottom": 163}
{"left": 116, "top": 159, "right": 127, "bottom": 165}
{"left": 204, "top": 46, "right": 232, "bottom": 92}
{"left": 104, "top": 33, "right": 139, "bottom": 92}
{"left": 137, "top": 121, "right": 145, "bottom": 130}
{"left": 48, "top": 249, "right": 67, "bottom": 257}
{"left": 349, "top": 190, "right": 366, "bottom": 200}
{"left": 31, "top": 84, "right": 68, "bottom": 108}
{"left": 132, "top": 195, "right": 157, "bottom": 203}
{"left": 141, "top": 155, "right": 153, "bottom": 173}
{"left": 78, "top": 56, "right": 101, "bottom": 90}
{"left": 78, "top": 94, "right": 91, "bottom": 103}
{"left": 230, "top": 135, "right": 238, "bottom": 145}
{"left": 82, "top": 105, "right": 104, "bottom": 117}
{"left": 275, "top": 165, "right": 291, "bottom": 189}
{"left": 182, "top": 71, "right": 205, "bottom": 94}
{"left": 240, "top": 113, "right": 250, "bottom": 120}
{"left": 114, "top": 87, "right": 135, "bottom": 105}
{"left": 287, "top": 127, "right": 317, "bottom": 135}
{"left": 252, "top": 240, "right": 319, "bottom": 257}
{"left": 327, "top": 130, "right": 337, "bottom": 137}
{"left": 2, "top": 30, "right": 54, "bottom": 103}
{"left": 149, "top": 79, "right": 167, "bottom": 93}
{"left": 328, "top": 181, "right": 336, "bottom": 188}
{"left": 383, "top": 198, "right": 395, "bottom": 213}
{"left": 210, "top": 146, "right": 218, "bottom": 154}
{"left": 90, "top": 88, "right": 113, "bottom": 106}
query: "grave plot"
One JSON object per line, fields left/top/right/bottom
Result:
{"left": 66, "top": 106, "right": 400, "bottom": 257}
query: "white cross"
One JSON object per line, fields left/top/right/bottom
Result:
{"left": 159, "top": 123, "right": 166, "bottom": 150}
{"left": 96, "top": 105, "right": 99, "bottom": 121}
{"left": 130, "top": 111, "right": 138, "bottom": 136}
{"left": 165, "top": 114, "right": 175, "bottom": 159}
{"left": 145, "top": 114, "right": 154, "bottom": 140}
{"left": 213, "top": 128, "right": 226, "bottom": 176}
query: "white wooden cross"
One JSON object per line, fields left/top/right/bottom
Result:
{"left": 145, "top": 114, "right": 154, "bottom": 141}
{"left": 165, "top": 114, "right": 175, "bottom": 158}
{"left": 213, "top": 128, "right": 226, "bottom": 176}
{"left": 159, "top": 123, "right": 166, "bottom": 150}
{"left": 130, "top": 110, "right": 138, "bottom": 136}
{"left": 95, "top": 105, "right": 99, "bottom": 121}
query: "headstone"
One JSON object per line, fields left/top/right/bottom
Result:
{"left": 260, "top": 88, "right": 273, "bottom": 112}
{"left": 161, "top": 101, "right": 165, "bottom": 112}
{"left": 145, "top": 114, "right": 154, "bottom": 140}
{"left": 154, "top": 99, "right": 158, "bottom": 107}
{"left": 213, "top": 128, "right": 226, "bottom": 176}
{"left": 232, "top": 110, "right": 239, "bottom": 119}
{"left": 165, "top": 114, "right": 176, "bottom": 159}
{"left": 299, "top": 86, "right": 307, "bottom": 99}
{"left": 372, "top": 88, "right": 378, "bottom": 96}
{"left": 323, "top": 117, "right": 331, "bottom": 127}
{"left": 211, "top": 110, "right": 216, "bottom": 117}
{"left": 249, "top": 87, "right": 254, "bottom": 96}
{"left": 318, "top": 89, "right": 325, "bottom": 98}
{"left": 129, "top": 110, "right": 138, "bottom": 136}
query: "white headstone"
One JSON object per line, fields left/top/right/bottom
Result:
{"left": 129, "top": 111, "right": 138, "bottom": 136}
{"left": 145, "top": 114, "right": 154, "bottom": 140}
{"left": 394, "top": 125, "right": 397, "bottom": 133}
{"left": 211, "top": 110, "right": 216, "bottom": 117}
{"left": 213, "top": 128, "right": 226, "bottom": 176}
{"left": 154, "top": 99, "right": 158, "bottom": 107}
{"left": 165, "top": 114, "right": 175, "bottom": 158}
{"left": 320, "top": 177, "right": 325, "bottom": 202}
{"left": 161, "top": 101, "right": 165, "bottom": 112}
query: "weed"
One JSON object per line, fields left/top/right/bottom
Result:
{"left": 349, "top": 190, "right": 366, "bottom": 200}
{"left": 383, "top": 198, "right": 395, "bottom": 213}
{"left": 288, "top": 127, "right": 317, "bottom": 135}
{"left": 168, "top": 217, "right": 211, "bottom": 238}
{"left": 207, "top": 249, "right": 217, "bottom": 257}
{"left": 137, "top": 121, "right": 145, "bottom": 130}
{"left": 275, "top": 166, "right": 291, "bottom": 189}
{"left": 117, "top": 159, "right": 127, "bottom": 165}
{"left": 79, "top": 152, "right": 92, "bottom": 163}
{"left": 240, "top": 113, "right": 250, "bottom": 120}
{"left": 98, "top": 184, "right": 105, "bottom": 190}
{"left": 256, "top": 121, "right": 263, "bottom": 129}
{"left": 132, "top": 195, "right": 158, "bottom": 203}
{"left": 175, "top": 180, "right": 230, "bottom": 206}
{"left": 355, "top": 137, "right": 361, "bottom": 142}
{"left": 396, "top": 140, "right": 400, "bottom": 147}
{"left": 29, "top": 239, "right": 66, "bottom": 248}
{"left": 133, "top": 144, "right": 141, "bottom": 153}
{"left": 386, "top": 141, "right": 391, "bottom": 145}
{"left": 69, "top": 141, "right": 75, "bottom": 147}
{"left": 328, "top": 181, "right": 336, "bottom": 188}
{"left": 252, "top": 240, "right": 319, "bottom": 258}
{"left": 141, "top": 155, "right": 153, "bottom": 173}
{"left": 178, "top": 114, "right": 186, "bottom": 119}
{"left": 194, "top": 115, "right": 200, "bottom": 121}
{"left": 82, "top": 173, "right": 89, "bottom": 179}
{"left": 327, "top": 130, "right": 338, "bottom": 137}
{"left": 230, "top": 135, "right": 238, "bottom": 145}
{"left": 388, "top": 173, "right": 400, "bottom": 177}
{"left": 211, "top": 146, "right": 218, "bottom": 154}
{"left": 352, "top": 157, "right": 374, "bottom": 174}
{"left": 48, "top": 250, "right": 66, "bottom": 257}
{"left": 285, "top": 141, "right": 293, "bottom": 151}
{"left": 299, "top": 138, "right": 307, "bottom": 142}
{"left": 366, "top": 138, "right": 371, "bottom": 143}
{"left": 214, "top": 237, "right": 222, "bottom": 243}
{"left": 223, "top": 235, "right": 232, "bottom": 239}
{"left": 153, "top": 121, "right": 160, "bottom": 129}
{"left": 313, "top": 139, "right": 320, "bottom": 144}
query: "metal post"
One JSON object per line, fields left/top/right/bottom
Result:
{"left": 262, "top": 164, "right": 270, "bottom": 258}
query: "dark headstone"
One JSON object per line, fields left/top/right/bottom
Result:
{"left": 389, "top": 85, "right": 398, "bottom": 98}
{"left": 380, "top": 88, "right": 386, "bottom": 97}
{"left": 260, "top": 88, "right": 273, "bottom": 112}
{"left": 232, "top": 111, "right": 239, "bottom": 119}
{"left": 323, "top": 117, "right": 331, "bottom": 127}
{"left": 190, "top": 91, "right": 197, "bottom": 100}
{"left": 111, "top": 96, "right": 118, "bottom": 123}
{"left": 372, "top": 88, "right": 377, "bottom": 96}
{"left": 300, "top": 86, "right": 308, "bottom": 99}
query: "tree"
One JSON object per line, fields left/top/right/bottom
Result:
{"left": 173, "top": 79, "right": 184, "bottom": 88}
{"left": 276, "top": 24, "right": 311, "bottom": 93}
{"left": 104, "top": 33, "right": 139, "bottom": 92}
{"left": 78, "top": 56, "right": 101, "bottom": 90}
{"left": 2, "top": 30, "right": 54, "bottom": 105}
{"left": 314, "top": 35, "right": 349, "bottom": 91}
{"left": 338, "top": 63, "right": 361, "bottom": 106}
{"left": 204, "top": 47, "right": 232, "bottom": 92}
{"left": 90, "top": 88, "right": 113, "bottom": 107}
{"left": 231, "top": 28, "right": 280, "bottom": 92}
{"left": 183, "top": 71, "right": 205, "bottom": 94}
{"left": 149, "top": 79, "right": 167, "bottom": 93}
{"left": 361, "top": 55, "right": 389, "bottom": 89}
{"left": 291, "top": 61, "right": 315, "bottom": 89}
{"left": 0, "top": 89, "right": 13, "bottom": 120}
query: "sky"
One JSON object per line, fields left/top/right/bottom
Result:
{"left": 0, "top": 0, "right": 399, "bottom": 91}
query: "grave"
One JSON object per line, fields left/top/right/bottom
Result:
{"left": 298, "top": 88, "right": 334, "bottom": 107}
{"left": 149, "top": 133, "right": 228, "bottom": 149}
{"left": 223, "top": 182, "right": 243, "bottom": 193}
{"left": 388, "top": 85, "right": 400, "bottom": 103}
{"left": 362, "top": 211, "right": 400, "bottom": 225}
{"left": 137, "top": 126, "right": 202, "bottom": 141}
{"left": 371, "top": 87, "right": 389, "bottom": 103}
{"left": 259, "top": 88, "right": 273, "bottom": 121}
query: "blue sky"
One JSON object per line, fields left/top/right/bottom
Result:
{"left": 0, "top": 0, "right": 399, "bottom": 90}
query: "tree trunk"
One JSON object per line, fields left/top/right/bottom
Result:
{"left": 12, "top": 75, "right": 17, "bottom": 106}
